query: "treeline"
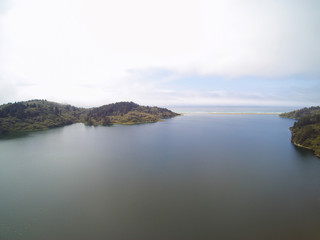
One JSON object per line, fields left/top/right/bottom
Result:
{"left": 0, "top": 100, "right": 86, "bottom": 134}
{"left": 281, "top": 107, "right": 320, "bottom": 158}
{"left": 84, "top": 102, "right": 178, "bottom": 125}
{"left": 0, "top": 100, "right": 179, "bottom": 134}
{"left": 292, "top": 114, "right": 320, "bottom": 128}
{"left": 85, "top": 102, "right": 140, "bottom": 125}
{"left": 0, "top": 100, "right": 82, "bottom": 119}
{"left": 279, "top": 106, "right": 320, "bottom": 119}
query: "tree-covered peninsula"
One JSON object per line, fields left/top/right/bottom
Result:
{"left": 0, "top": 100, "right": 179, "bottom": 134}
{"left": 280, "top": 107, "right": 320, "bottom": 158}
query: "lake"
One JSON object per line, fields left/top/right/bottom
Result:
{"left": 0, "top": 112, "right": 320, "bottom": 240}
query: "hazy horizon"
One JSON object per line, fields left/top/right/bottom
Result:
{"left": 0, "top": 98, "right": 304, "bottom": 111}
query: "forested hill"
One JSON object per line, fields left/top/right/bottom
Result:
{"left": 280, "top": 107, "right": 320, "bottom": 158}
{"left": 0, "top": 100, "right": 179, "bottom": 134}
{"left": 85, "top": 102, "right": 179, "bottom": 126}
{"left": 279, "top": 106, "right": 320, "bottom": 119}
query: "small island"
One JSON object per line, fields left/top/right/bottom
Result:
{"left": 0, "top": 100, "right": 180, "bottom": 134}
{"left": 280, "top": 107, "right": 320, "bottom": 158}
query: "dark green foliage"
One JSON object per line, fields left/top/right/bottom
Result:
{"left": 279, "top": 106, "right": 320, "bottom": 119}
{"left": 0, "top": 100, "right": 179, "bottom": 134}
{"left": 0, "top": 100, "right": 86, "bottom": 134}
{"left": 83, "top": 102, "right": 179, "bottom": 126}
{"left": 294, "top": 114, "right": 320, "bottom": 127}
{"left": 281, "top": 107, "right": 320, "bottom": 158}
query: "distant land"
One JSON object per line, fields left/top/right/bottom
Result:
{"left": 0, "top": 100, "right": 179, "bottom": 134}
{"left": 280, "top": 107, "right": 320, "bottom": 158}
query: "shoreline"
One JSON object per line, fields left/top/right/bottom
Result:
{"left": 292, "top": 141, "right": 312, "bottom": 150}
{"left": 292, "top": 141, "right": 320, "bottom": 158}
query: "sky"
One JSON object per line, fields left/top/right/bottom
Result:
{"left": 0, "top": 0, "right": 319, "bottom": 107}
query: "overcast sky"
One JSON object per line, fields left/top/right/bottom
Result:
{"left": 0, "top": 0, "right": 319, "bottom": 107}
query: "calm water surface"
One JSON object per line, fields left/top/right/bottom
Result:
{"left": 0, "top": 113, "right": 320, "bottom": 240}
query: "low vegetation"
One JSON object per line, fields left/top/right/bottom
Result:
{"left": 280, "top": 107, "right": 320, "bottom": 158}
{"left": 0, "top": 100, "right": 179, "bottom": 134}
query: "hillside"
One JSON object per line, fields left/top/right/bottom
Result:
{"left": 279, "top": 106, "right": 320, "bottom": 119}
{"left": 0, "top": 100, "right": 179, "bottom": 134}
{"left": 84, "top": 102, "right": 179, "bottom": 125}
{"left": 280, "top": 107, "right": 320, "bottom": 158}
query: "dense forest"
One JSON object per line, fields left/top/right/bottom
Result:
{"left": 280, "top": 107, "right": 320, "bottom": 158}
{"left": 279, "top": 106, "right": 320, "bottom": 119}
{"left": 0, "top": 100, "right": 179, "bottom": 134}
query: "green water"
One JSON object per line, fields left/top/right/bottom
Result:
{"left": 0, "top": 113, "right": 320, "bottom": 240}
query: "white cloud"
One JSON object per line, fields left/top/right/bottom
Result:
{"left": 0, "top": 0, "right": 319, "bottom": 106}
